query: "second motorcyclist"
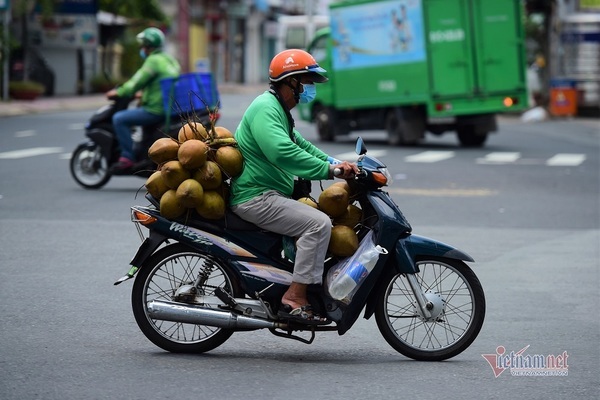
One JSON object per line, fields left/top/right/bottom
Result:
{"left": 105, "top": 27, "right": 181, "bottom": 173}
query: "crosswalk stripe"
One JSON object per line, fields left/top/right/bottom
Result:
{"left": 69, "top": 123, "right": 86, "bottom": 130}
{"left": 15, "top": 130, "right": 36, "bottom": 137}
{"left": 405, "top": 151, "right": 455, "bottom": 163}
{"left": 546, "top": 154, "right": 586, "bottom": 166}
{"left": 333, "top": 150, "right": 387, "bottom": 161}
{"left": 0, "top": 147, "right": 64, "bottom": 159}
{"left": 476, "top": 152, "right": 521, "bottom": 164}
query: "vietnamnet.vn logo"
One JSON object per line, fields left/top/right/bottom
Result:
{"left": 482, "top": 345, "right": 569, "bottom": 377}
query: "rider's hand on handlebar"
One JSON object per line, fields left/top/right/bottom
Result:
{"left": 105, "top": 89, "right": 118, "bottom": 100}
{"left": 331, "top": 161, "right": 359, "bottom": 179}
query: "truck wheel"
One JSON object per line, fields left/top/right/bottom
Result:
{"left": 457, "top": 126, "right": 488, "bottom": 147}
{"left": 315, "top": 106, "right": 336, "bottom": 142}
{"left": 385, "top": 108, "right": 423, "bottom": 146}
{"left": 385, "top": 110, "right": 403, "bottom": 146}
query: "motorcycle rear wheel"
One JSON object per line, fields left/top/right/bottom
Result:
{"left": 375, "top": 257, "right": 485, "bottom": 361}
{"left": 70, "top": 143, "right": 111, "bottom": 189}
{"left": 132, "top": 244, "right": 241, "bottom": 353}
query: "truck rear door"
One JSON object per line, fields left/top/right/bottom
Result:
{"left": 471, "top": 0, "right": 526, "bottom": 94}
{"left": 425, "top": 0, "right": 474, "bottom": 98}
{"left": 425, "top": 0, "right": 525, "bottom": 98}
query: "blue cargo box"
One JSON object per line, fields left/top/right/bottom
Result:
{"left": 160, "top": 73, "right": 220, "bottom": 116}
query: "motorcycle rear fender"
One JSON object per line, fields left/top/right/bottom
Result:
{"left": 114, "top": 231, "right": 168, "bottom": 285}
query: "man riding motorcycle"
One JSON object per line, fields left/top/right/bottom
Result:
{"left": 229, "top": 49, "right": 358, "bottom": 324}
{"left": 105, "top": 27, "right": 181, "bottom": 173}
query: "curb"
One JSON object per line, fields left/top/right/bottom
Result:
{"left": 0, "top": 83, "right": 267, "bottom": 117}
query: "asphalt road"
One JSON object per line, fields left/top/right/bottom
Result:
{"left": 0, "top": 98, "right": 598, "bottom": 399}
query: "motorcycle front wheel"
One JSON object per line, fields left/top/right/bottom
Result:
{"left": 131, "top": 244, "right": 241, "bottom": 353}
{"left": 70, "top": 143, "right": 111, "bottom": 189}
{"left": 375, "top": 257, "right": 485, "bottom": 361}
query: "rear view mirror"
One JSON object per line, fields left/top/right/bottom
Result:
{"left": 355, "top": 137, "right": 367, "bottom": 155}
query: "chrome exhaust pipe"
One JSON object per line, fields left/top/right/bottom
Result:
{"left": 147, "top": 300, "right": 277, "bottom": 329}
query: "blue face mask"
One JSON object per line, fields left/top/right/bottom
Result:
{"left": 299, "top": 84, "right": 316, "bottom": 103}
{"left": 139, "top": 49, "right": 147, "bottom": 59}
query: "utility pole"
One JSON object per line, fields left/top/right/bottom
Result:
{"left": 307, "top": 0, "right": 315, "bottom": 46}
{"left": 178, "top": 0, "right": 190, "bottom": 72}
{"left": 1, "top": 0, "right": 10, "bottom": 100}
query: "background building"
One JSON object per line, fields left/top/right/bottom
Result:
{"left": 2, "top": 0, "right": 598, "bottom": 112}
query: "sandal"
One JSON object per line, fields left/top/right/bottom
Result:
{"left": 277, "top": 303, "right": 330, "bottom": 326}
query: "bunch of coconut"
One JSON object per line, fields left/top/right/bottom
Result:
{"left": 298, "top": 181, "right": 363, "bottom": 258}
{"left": 144, "top": 120, "right": 243, "bottom": 220}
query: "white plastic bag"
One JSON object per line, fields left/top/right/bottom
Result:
{"left": 326, "top": 230, "right": 388, "bottom": 304}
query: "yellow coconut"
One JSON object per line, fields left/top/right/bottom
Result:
{"left": 298, "top": 197, "right": 319, "bottom": 209}
{"left": 328, "top": 225, "right": 359, "bottom": 257}
{"left": 319, "top": 185, "right": 349, "bottom": 218}
{"left": 333, "top": 204, "right": 363, "bottom": 228}
{"left": 193, "top": 160, "right": 222, "bottom": 190}
{"left": 331, "top": 180, "right": 353, "bottom": 197}
{"left": 178, "top": 121, "right": 208, "bottom": 142}
{"left": 214, "top": 146, "right": 244, "bottom": 178}
{"left": 160, "top": 189, "right": 187, "bottom": 219}
{"left": 176, "top": 178, "right": 204, "bottom": 208}
{"left": 178, "top": 139, "right": 208, "bottom": 170}
{"left": 195, "top": 190, "right": 226, "bottom": 220}
{"left": 148, "top": 137, "right": 179, "bottom": 165}
{"left": 145, "top": 170, "right": 170, "bottom": 199}
{"left": 214, "top": 126, "right": 234, "bottom": 139}
{"left": 160, "top": 160, "right": 191, "bottom": 189}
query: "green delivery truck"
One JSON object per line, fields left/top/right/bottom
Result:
{"left": 297, "top": 0, "right": 528, "bottom": 147}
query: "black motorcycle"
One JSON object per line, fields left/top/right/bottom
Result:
{"left": 115, "top": 137, "right": 486, "bottom": 361}
{"left": 69, "top": 96, "right": 210, "bottom": 189}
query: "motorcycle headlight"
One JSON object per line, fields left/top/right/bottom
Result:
{"left": 371, "top": 167, "right": 392, "bottom": 187}
{"left": 379, "top": 167, "right": 392, "bottom": 186}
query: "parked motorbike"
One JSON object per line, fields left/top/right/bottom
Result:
{"left": 115, "top": 137, "right": 485, "bottom": 361}
{"left": 70, "top": 95, "right": 211, "bottom": 189}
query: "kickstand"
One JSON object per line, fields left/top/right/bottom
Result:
{"left": 269, "top": 327, "right": 315, "bottom": 344}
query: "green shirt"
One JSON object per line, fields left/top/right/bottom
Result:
{"left": 230, "top": 92, "right": 331, "bottom": 206}
{"left": 116, "top": 50, "right": 180, "bottom": 115}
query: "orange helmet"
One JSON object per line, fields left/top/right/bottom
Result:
{"left": 269, "top": 49, "right": 328, "bottom": 83}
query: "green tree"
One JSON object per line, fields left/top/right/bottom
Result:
{"left": 99, "top": 0, "right": 168, "bottom": 25}
{"left": 98, "top": 0, "right": 170, "bottom": 79}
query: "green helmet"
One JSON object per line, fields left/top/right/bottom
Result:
{"left": 136, "top": 27, "right": 165, "bottom": 48}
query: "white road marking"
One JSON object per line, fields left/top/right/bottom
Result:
{"left": 0, "top": 147, "right": 64, "bottom": 159}
{"left": 333, "top": 149, "right": 387, "bottom": 161}
{"left": 405, "top": 151, "right": 455, "bottom": 163}
{"left": 69, "top": 123, "right": 86, "bottom": 130}
{"left": 15, "top": 130, "right": 36, "bottom": 137}
{"left": 546, "top": 154, "right": 586, "bottom": 166}
{"left": 388, "top": 187, "right": 498, "bottom": 197}
{"left": 476, "top": 152, "right": 521, "bottom": 164}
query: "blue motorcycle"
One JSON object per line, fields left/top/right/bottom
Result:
{"left": 116, "top": 137, "right": 485, "bottom": 361}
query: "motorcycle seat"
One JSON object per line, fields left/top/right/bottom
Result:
{"left": 189, "top": 209, "right": 261, "bottom": 232}
{"left": 145, "top": 193, "right": 261, "bottom": 232}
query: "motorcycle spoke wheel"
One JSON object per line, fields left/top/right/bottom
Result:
{"left": 69, "top": 144, "right": 111, "bottom": 189}
{"left": 375, "top": 258, "right": 485, "bottom": 361}
{"left": 132, "top": 244, "right": 240, "bottom": 353}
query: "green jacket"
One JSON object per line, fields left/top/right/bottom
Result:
{"left": 230, "top": 92, "right": 331, "bottom": 206}
{"left": 116, "top": 49, "right": 180, "bottom": 115}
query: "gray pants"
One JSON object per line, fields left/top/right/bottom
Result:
{"left": 231, "top": 190, "right": 331, "bottom": 285}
